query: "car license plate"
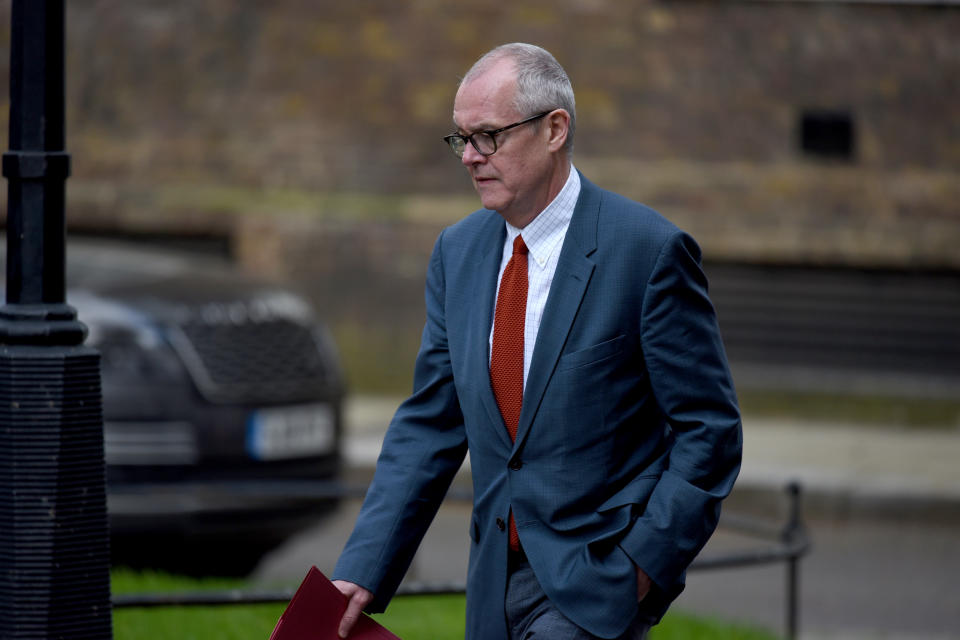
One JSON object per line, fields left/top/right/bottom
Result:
{"left": 247, "top": 404, "right": 335, "bottom": 460}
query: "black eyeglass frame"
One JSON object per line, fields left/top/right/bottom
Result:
{"left": 443, "top": 111, "right": 552, "bottom": 158}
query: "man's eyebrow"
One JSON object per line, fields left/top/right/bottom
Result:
{"left": 453, "top": 118, "right": 500, "bottom": 133}
{"left": 452, "top": 120, "right": 499, "bottom": 134}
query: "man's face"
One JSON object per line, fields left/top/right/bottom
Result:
{"left": 452, "top": 60, "right": 553, "bottom": 227}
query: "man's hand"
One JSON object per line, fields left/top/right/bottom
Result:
{"left": 635, "top": 565, "right": 652, "bottom": 603}
{"left": 332, "top": 580, "right": 374, "bottom": 638}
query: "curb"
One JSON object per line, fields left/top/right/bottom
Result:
{"left": 727, "top": 478, "right": 960, "bottom": 526}
{"left": 344, "top": 398, "right": 960, "bottom": 527}
{"left": 343, "top": 451, "right": 960, "bottom": 528}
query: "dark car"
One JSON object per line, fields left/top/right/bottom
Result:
{"left": 4, "top": 236, "right": 345, "bottom": 573}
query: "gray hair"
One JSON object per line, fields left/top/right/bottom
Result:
{"left": 462, "top": 43, "right": 576, "bottom": 154}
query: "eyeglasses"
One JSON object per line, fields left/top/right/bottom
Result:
{"left": 443, "top": 111, "right": 551, "bottom": 158}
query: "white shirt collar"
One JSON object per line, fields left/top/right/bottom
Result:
{"left": 504, "top": 167, "right": 581, "bottom": 270}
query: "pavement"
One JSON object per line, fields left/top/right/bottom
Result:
{"left": 255, "top": 395, "right": 960, "bottom": 639}
{"left": 343, "top": 394, "right": 960, "bottom": 525}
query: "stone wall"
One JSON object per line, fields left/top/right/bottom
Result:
{"left": 0, "top": 0, "right": 956, "bottom": 268}
{"left": 1, "top": 1, "right": 958, "bottom": 392}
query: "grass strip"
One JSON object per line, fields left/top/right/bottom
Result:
{"left": 112, "top": 570, "right": 777, "bottom": 640}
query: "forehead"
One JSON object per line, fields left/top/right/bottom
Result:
{"left": 453, "top": 60, "right": 519, "bottom": 131}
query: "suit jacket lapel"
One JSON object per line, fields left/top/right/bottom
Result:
{"left": 469, "top": 212, "right": 515, "bottom": 450}
{"left": 515, "top": 174, "right": 600, "bottom": 449}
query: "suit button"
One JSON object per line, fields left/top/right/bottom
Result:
{"left": 496, "top": 517, "right": 506, "bottom": 531}
{"left": 509, "top": 459, "right": 523, "bottom": 471}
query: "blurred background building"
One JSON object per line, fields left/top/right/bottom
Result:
{"left": 1, "top": 0, "right": 958, "bottom": 409}
{"left": 2, "top": 2, "right": 959, "bottom": 635}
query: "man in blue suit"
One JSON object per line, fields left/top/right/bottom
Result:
{"left": 332, "top": 43, "right": 742, "bottom": 639}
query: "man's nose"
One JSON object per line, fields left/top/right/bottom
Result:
{"left": 461, "top": 141, "right": 486, "bottom": 166}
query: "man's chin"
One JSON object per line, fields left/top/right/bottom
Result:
{"left": 476, "top": 190, "right": 505, "bottom": 213}
{"left": 475, "top": 196, "right": 495, "bottom": 211}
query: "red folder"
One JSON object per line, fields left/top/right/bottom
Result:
{"left": 269, "top": 566, "right": 401, "bottom": 640}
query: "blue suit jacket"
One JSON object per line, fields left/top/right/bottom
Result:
{"left": 333, "top": 174, "right": 742, "bottom": 639}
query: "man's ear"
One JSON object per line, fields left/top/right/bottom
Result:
{"left": 545, "top": 109, "right": 571, "bottom": 152}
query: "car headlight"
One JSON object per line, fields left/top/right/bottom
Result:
{"left": 72, "top": 292, "right": 183, "bottom": 380}
{"left": 88, "top": 322, "right": 182, "bottom": 379}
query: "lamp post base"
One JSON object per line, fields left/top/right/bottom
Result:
{"left": 0, "top": 345, "right": 113, "bottom": 638}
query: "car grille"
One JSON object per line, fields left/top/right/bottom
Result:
{"left": 169, "top": 319, "right": 333, "bottom": 405}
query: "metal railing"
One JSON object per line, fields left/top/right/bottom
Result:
{"left": 113, "top": 482, "right": 810, "bottom": 639}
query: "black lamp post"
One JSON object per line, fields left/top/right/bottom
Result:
{"left": 0, "top": 0, "right": 113, "bottom": 637}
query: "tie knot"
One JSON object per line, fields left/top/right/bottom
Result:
{"left": 513, "top": 235, "right": 528, "bottom": 256}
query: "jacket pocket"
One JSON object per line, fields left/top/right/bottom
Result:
{"left": 557, "top": 334, "right": 627, "bottom": 371}
{"left": 596, "top": 475, "right": 660, "bottom": 514}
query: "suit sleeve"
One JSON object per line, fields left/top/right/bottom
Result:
{"left": 618, "top": 230, "right": 743, "bottom": 593}
{"left": 331, "top": 229, "right": 468, "bottom": 612}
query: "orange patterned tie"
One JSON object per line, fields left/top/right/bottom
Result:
{"left": 490, "top": 234, "right": 527, "bottom": 551}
